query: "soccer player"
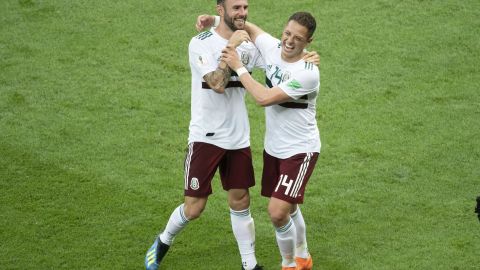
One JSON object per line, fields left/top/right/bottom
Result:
{"left": 144, "top": 0, "right": 264, "bottom": 269}
{"left": 220, "top": 12, "right": 320, "bottom": 270}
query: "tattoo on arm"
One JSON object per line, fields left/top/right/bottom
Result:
{"left": 203, "top": 64, "right": 232, "bottom": 93}
{"left": 220, "top": 65, "right": 232, "bottom": 87}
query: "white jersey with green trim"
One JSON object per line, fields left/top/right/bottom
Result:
{"left": 188, "top": 28, "right": 264, "bottom": 149}
{"left": 255, "top": 33, "right": 321, "bottom": 159}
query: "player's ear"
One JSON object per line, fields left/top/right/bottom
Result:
{"left": 216, "top": 4, "right": 224, "bottom": 17}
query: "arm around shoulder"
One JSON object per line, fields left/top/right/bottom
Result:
{"left": 244, "top": 21, "right": 266, "bottom": 43}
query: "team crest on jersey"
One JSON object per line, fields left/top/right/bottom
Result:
{"left": 282, "top": 71, "right": 291, "bottom": 82}
{"left": 241, "top": 51, "right": 250, "bottom": 65}
{"left": 190, "top": 177, "right": 200, "bottom": 190}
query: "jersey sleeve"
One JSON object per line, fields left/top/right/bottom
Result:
{"left": 188, "top": 34, "right": 218, "bottom": 78}
{"left": 252, "top": 51, "right": 266, "bottom": 69}
{"left": 254, "top": 33, "right": 280, "bottom": 61}
{"left": 278, "top": 68, "right": 320, "bottom": 100}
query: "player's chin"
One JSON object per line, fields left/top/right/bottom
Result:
{"left": 234, "top": 19, "right": 245, "bottom": 29}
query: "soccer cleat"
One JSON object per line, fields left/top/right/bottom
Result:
{"left": 242, "top": 264, "right": 264, "bottom": 270}
{"left": 295, "top": 256, "right": 313, "bottom": 270}
{"left": 145, "top": 237, "right": 170, "bottom": 270}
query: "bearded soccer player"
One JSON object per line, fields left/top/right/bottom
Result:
{"left": 220, "top": 12, "right": 320, "bottom": 270}
{"left": 144, "top": 0, "right": 264, "bottom": 269}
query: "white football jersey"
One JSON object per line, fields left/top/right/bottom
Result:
{"left": 188, "top": 28, "right": 264, "bottom": 149}
{"left": 255, "top": 33, "right": 321, "bottom": 158}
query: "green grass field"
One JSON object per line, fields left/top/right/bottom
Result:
{"left": 1, "top": 0, "right": 479, "bottom": 269}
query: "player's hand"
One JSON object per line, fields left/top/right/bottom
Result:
{"left": 221, "top": 46, "right": 243, "bottom": 70}
{"left": 227, "top": 30, "right": 251, "bottom": 48}
{"left": 303, "top": 51, "right": 320, "bottom": 66}
{"left": 196, "top": 14, "right": 215, "bottom": 32}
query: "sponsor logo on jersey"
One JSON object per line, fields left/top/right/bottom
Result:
{"left": 190, "top": 177, "right": 200, "bottom": 190}
{"left": 287, "top": 79, "right": 302, "bottom": 90}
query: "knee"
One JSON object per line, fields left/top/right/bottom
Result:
{"left": 228, "top": 189, "right": 250, "bottom": 211}
{"left": 268, "top": 205, "right": 290, "bottom": 227}
{"left": 183, "top": 201, "right": 206, "bottom": 220}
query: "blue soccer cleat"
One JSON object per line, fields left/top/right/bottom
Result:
{"left": 145, "top": 237, "right": 170, "bottom": 270}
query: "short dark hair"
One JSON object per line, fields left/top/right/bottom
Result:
{"left": 217, "top": 0, "right": 225, "bottom": 4}
{"left": 288, "top": 12, "right": 316, "bottom": 39}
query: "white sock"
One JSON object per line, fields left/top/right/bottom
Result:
{"left": 159, "top": 204, "right": 189, "bottom": 246}
{"left": 275, "top": 218, "right": 296, "bottom": 267}
{"left": 291, "top": 207, "right": 309, "bottom": 258}
{"left": 230, "top": 208, "right": 258, "bottom": 270}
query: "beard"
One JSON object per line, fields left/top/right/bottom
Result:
{"left": 223, "top": 12, "right": 247, "bottom": 31}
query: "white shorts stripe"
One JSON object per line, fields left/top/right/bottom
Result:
{"left": 291, "top": 153, "right": 312, "bottom": 198}
{"left": 184, "top": 143, "right": 194, "bottom": 190}
{"left": 292, "top": 153, "right": 311, "bottom": 197}
{"left": 290, "top": 166, "right": 304, "bottom": 197}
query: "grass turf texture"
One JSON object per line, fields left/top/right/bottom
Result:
{"left": 1, "top": 0, "right": 479, "bottom": 269}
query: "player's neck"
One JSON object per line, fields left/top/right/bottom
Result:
{"left": 281, "top": 52, "right": 305, "bottom": 63}
{"left": 214, "top": 23, "right": 235, "bottom": 40}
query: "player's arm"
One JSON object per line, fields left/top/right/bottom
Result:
{"left": 244, "top": 21, "right": 320, "bottom": 65}
{"left": 199, "top": 27, "right": 250, "bottom": 93}
{"left": 238, "top": 70, "right": 290, "bottom": 107}
{"left": 194, "top": 15, "right": 230, "bottom": 93}
{"left": 203, "top": 31, "right": 250, "bottom": 93}
{"left": 195, "top": 15, "right": 263, "bottom": 43}
{"left": 196, "top": 15, "right": 320, "bottom": 66}
{"left": 243, "top": 21, "right": 265, "bottom": 43}
{"left": 203, "top": 61, "right": 231, "bottom": 94}
{"left": 221, "top": 46, "right": 290, "bottom": 106}
{"left": 196, "top": 15, "right": 217, "bottom": 32}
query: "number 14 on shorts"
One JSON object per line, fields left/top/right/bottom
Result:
{"left": 275, "top": 174, "right": 302, "bottom": 198}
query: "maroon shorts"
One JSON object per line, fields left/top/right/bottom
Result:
{"left": 184, "top": 142, "right": 255, "bottom": 197}
{"left": 261, "top": 151, "right": 319, "bottom": 204}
